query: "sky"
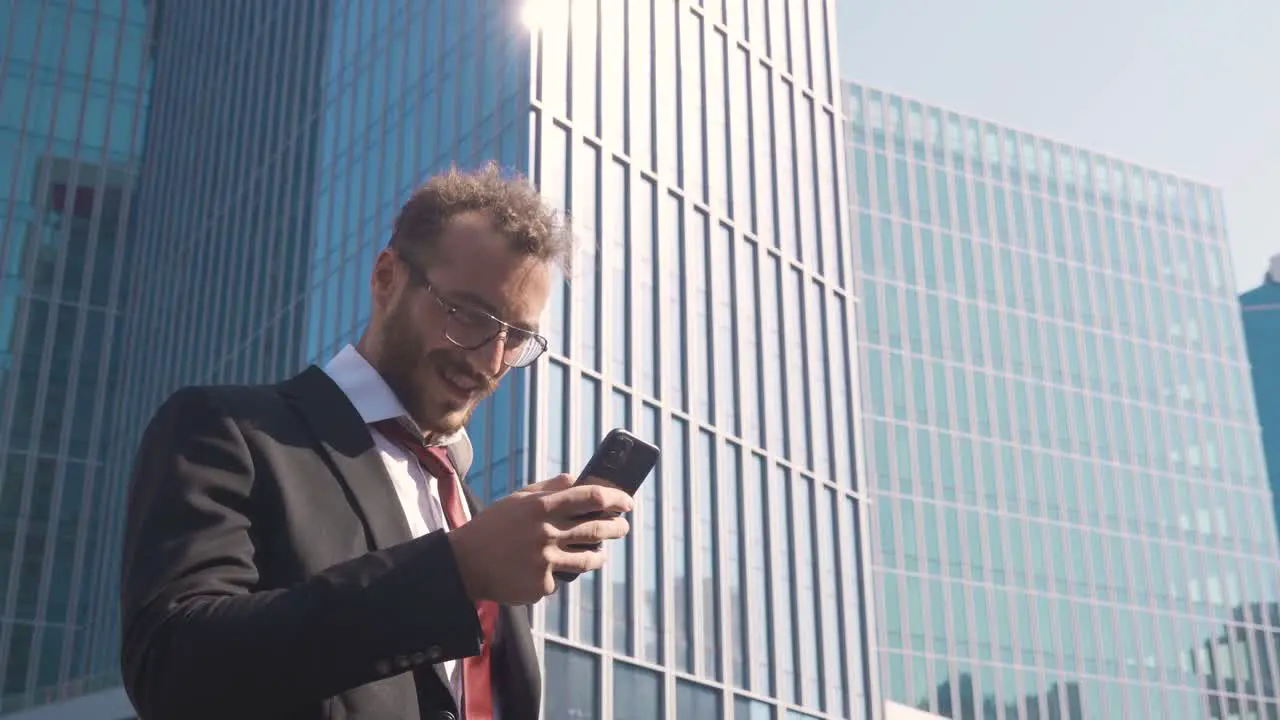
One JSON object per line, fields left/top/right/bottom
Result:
{"left": 835, "top": 0, "right": 1280, "bottom": 293}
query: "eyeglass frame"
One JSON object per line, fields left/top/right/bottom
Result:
{"left": 396, "top": 252, "right": 549, "bottom": 368}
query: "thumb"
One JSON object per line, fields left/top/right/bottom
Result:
{"left": 517, "top": 473, "right": 576, "bottom": 496}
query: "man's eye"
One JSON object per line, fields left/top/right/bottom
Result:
{"left": 505, "top": 330, "right": 532, "bottom": 348}
{"left": 452, "top": 306, "right": 490, "bottom": 327}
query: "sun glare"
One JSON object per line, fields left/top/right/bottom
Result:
{"left": 519, "top": 0, "right": 590, "bottom": 32}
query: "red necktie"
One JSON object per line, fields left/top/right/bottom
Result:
{"left": 372, "top": 420, "right": 496, "bottom": 720}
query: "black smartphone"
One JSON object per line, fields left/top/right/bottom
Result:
{"left": 554, "top": 429, "right": 659, "bottom": 584}
{"left": 576, "top": 428, "right": 660, "bottom": 497}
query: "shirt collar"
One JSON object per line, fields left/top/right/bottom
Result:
{"left": 322, "top": 344, "right": 464, "bottom": 448}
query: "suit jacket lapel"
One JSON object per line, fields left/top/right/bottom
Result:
{"left": 280, "top": 366, "right": 458, "bottom": 696}
{"left": 279, "top": 366, "right": 413, "bottom": 551}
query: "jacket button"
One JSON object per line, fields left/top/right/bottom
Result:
{"left": 374, "top": 659, "right": 391, "bottom": 675}
{"left": 426, "top": 646, "right": 443, "bottom": 661}
{"left": 437, "top": 713, "right": 456, "bottom": 720}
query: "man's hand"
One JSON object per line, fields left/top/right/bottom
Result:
{"left": 447, "top": 474, "right": 632, "bottom": 604}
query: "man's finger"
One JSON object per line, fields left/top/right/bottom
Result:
{"left": 549, "top": 547, "right": 607, "bottom": 575}
{"left": 555, "top": 515, "right": 630, "bottom": 544}
{"left": 517, "top": 473, "right": 576, "bottom": 496}
{"left": 545, "top": 483, "right": 633, "bottom": 518}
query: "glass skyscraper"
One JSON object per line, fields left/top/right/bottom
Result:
{"left": 845, "top": 80, "right": 1280, "bottom": 718}
{"left": 101, "top": 1, "right": 875, "bottom": 719}
{"left": 0, "top": 0, "right": 152, "bottom": 712}
{"left": 1240, "top": 255, "right": 1280, "bottom": 544}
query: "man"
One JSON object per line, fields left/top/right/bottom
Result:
{"left": 119, "top": 163, "right": 633, "bottom": 720}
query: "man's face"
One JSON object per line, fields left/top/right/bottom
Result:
{"left": 373, "top": 214, "right": 552, "bottom": 437}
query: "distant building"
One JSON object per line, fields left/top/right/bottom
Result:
{"left": 1241, "top": 253, "right": 1280, "bottom": 545}
{"left": 1194, "top": 602, "right": 1280, "bottom": 719}
{"left": 845, "top": 80, "right": 1280, "bottom": 717}
{"left": 0, "top": 1, "right": 152, "bottom": 711}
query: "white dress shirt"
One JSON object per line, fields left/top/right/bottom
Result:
{"left": 322, "top": 344, "right": 473, "bottom": 707}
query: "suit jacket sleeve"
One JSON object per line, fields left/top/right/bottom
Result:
{"left": 119, "top": 386, "right": 483, "bottom": 719}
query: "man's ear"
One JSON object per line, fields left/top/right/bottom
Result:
{"left": 369, "top": 248, "right": 402, "bottom": 313}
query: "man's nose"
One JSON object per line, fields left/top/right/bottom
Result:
{"left": 464, "top": 333, "right": 506, "bottom": 378}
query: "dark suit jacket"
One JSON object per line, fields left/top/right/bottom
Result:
{"left": 119, "top": 366, "right": 540, "bottom": 720}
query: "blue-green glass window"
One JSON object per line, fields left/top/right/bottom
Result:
{"left": 937, "top": 432, "right": 957, "bottom": 501}
{"left": 924, "top": 291, "right": 944, "bottom": 359}
{"left": 874, "top": 152, "right": 891, "bottom": 215}
{"left": 852, "top": 146, "right": 871, "bottom": 209}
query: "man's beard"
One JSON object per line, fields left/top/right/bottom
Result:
{"left": 377, "top": 300, "right": 496, "bottom": 436}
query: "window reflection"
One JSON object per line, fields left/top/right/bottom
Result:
{"left": 544, "top": 642, "right": 599, "bottom": 719}
{"left": 612, "top": 662, "right": 662, "bottom": 720}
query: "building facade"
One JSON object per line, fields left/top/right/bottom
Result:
{"left": 845, "top": 81, "right": 1280, "bottom": 719}
{"left": 1240, "top": 254, "right": 1280, "bottom": 545}
{"left": 0, "top": 0, "right": 153, "bottom": 712}
{"left": 103, "top": 1, "right": 875, "bottom": 719}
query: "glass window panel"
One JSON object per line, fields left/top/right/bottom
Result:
{"left": 771, "top": 464, "right": 797, "bottom": 702}
{"left": 729, "top": 46, "right": 754, "bottom": 223}
{"left": 608, "top": 161, "right": 630, "bottom": 383}
{"left": 640, "top": 404, "right": 663, "bottom": 662}
{"left": 539, "top": 0, "right": 570, "bottom": 117}
{"left": 600, "top": 0, "right": 625, "bottom": 144}
{"left": 762, "top": 254, "right": 786, "bottom": 452}
{"left": 544, "top": 642, "right": 600, "bottom": 719}
{"left": 576, "top": 374, "right": 602, "bottom": 646}
{"left": 676, "top": 679, "right": 721, "bottom": 719}
{"left": 610, "top": 390, "right": 634, "bottom": 654}
{"left": 542, "top": 122, "right": 570, "bottom": 355}
{"left": 681, "top": 11, "right": 706, "bottom": 201}
{"left": 795, "top": 98, "right": 818, "bottom": 267}
{"left": 746, "top": 453, "right": 773, "bottom": 693}
{"left": 734, "top": 695, "right": 775, "bottom": 720}
{"left": 669, "top": 416, "right": 693, "bottom": 671}
{"left": 573, "top": 141, "right": 601, "bottom": 369}
{"left": 723, "top": 441, "right": 747, "bottom": 688}
{"left": 628, "top": 0, "right": 654, "bottom": 167}
{"left": 794, "top": 476, "right": 820, "bottom": 707}
{"left": 690, "top": 210, "right": 712, "bottom": 420}
{"left": 613, "top": 662, "right": 663, "bottom": 720}
{"left": 654, "top": 1, "right": 680, "bottom": 179}
{"left": 570, "top": 0, "right": 598, "bottom": 134}
{"left": 661, "top": 193, "right": 687, "bottom": 407}
{"left": 634, "top": 176, "right": 657, "bottom": 396}
{"left": 696, "top": 430, "right": 721, "bottom": 679}
{"left": 707, "top": 29, "right": 729, "bottom": 212}
{"left": 715, "top": 225, "right": 739, "bottom": 434}
{"left": 738, "top": 238, "right": 762, "bottom": 444}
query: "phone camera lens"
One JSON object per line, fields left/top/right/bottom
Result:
{"left": 601, "top": 437, "right": 632, "bottom": 469}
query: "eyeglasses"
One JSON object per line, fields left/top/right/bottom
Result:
{"left": 400, "top": 257, "right": 548, "bottom": 368}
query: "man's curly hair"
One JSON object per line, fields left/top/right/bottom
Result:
{"left": 390, "top": 161, "right": 573, "bottom": 275}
